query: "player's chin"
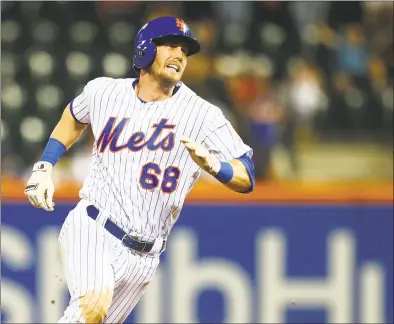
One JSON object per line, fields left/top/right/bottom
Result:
{"left": 161, "top": 70, "right": 182, "bottom": 84}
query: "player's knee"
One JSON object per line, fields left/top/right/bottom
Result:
{"left": 80, "top": 290, "right": 112, "bottom": 323}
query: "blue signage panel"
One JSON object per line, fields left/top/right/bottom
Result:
{"left": 1, "top": 203, "right": 393, "bottom": 323}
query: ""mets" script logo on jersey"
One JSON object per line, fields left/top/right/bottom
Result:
{"left": 97, "top": 117, "right": 175, "bottom": 153}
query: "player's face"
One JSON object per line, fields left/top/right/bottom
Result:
{"left": 150, "top": 38, "right": 188, "bottom": 85}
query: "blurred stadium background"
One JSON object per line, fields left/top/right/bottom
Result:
{"left": 1, "top": 1, "right": 393, "bottom": 323}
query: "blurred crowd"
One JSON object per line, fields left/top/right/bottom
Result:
{"left": 1, "top": 1, "right": 393, "bottom": 182}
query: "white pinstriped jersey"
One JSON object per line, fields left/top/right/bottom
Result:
{"left": 70, "top": 77, "right": 252, "bottom": 242}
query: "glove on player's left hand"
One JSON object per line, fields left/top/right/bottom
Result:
{"left": 24, "top": 161, "right": 55, "bottom": 211}
{"left": 180, "top": 136, "right": 221, "bottom": 175}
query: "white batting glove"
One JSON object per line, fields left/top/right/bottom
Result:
{"left": 180, "top": 136, "right": 221, "bottom": 175}
{"left": 24, "top": 161, "right": 55, "bottom": 211}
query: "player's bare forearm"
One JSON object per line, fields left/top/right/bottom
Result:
{"left": 50, "top": 104, "right": 88, "bottom": 150}
{"left": 219, "top": 159, "right": 252, "bottom": 193}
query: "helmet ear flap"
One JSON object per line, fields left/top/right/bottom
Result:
{"left": 133, "top": 39, "right": 157, "bottom": 71}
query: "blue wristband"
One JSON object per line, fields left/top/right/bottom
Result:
{"left": 40, "top": 138, "right": 67, "bottom": 166}
{"left": 214, "top": 162, "right": 234, "bottom": 184}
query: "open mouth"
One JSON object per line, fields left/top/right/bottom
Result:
{"left": 166, "top": 64, "right": 180, "bottom": 72}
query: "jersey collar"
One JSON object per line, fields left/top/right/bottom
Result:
{"left": 132, "top": 79, "right": 182, "bottom": 104}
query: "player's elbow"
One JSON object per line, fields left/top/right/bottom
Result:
{"left": 223, "top": 168, "right": 254, "bottom": 194}
{"left": 231, "top": 156, "right": 255, "bottom": 194}
{"left": 240, "top": 176, "right": 254, "bottom": 194}
{"left": 231, "top": 176, "right": 254, "bottom": 194}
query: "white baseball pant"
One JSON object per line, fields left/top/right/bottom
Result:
{"left": 57, "top": 200, "right": 160, "bottom": 323}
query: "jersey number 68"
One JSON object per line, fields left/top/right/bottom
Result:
{"left": 139, "top": 162, "right": 180, "bottom": 194}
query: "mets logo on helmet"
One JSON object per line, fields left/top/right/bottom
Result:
{"left": 176, "top": 18, "right": 188, "bottom": 33}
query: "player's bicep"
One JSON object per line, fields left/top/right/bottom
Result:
{"left": 63, "top": 104, "right": 89, "bottom": 132}
{"left": 50, "top": 104, "right": 89, "bottom": 150}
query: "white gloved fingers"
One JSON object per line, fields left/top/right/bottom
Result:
{"left": 28, "top": 195, "right": 41, "bottom": 208}
{"left": 41, "top": 195, "right": 52, "bottom": 211}
{"left": 44, "top": 188, "right": 55, "bottom": 211}
{"left": 35, "top": 188, "right": 53, "bottom": 211}
{"left": 28, "top": 191, "right": 52, "bottom": 211}
{"left": 35, "top": 194, "right": 48, "bottom": 210}
{"left": 29, "top": 185, "right": 48, "bottom": 210}
{"left": 27, "top": 195, "right": 36, "bottom": 207}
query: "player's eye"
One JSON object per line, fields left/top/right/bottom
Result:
{"left": 169, "top": 43, "right": 187, "bottom": 55}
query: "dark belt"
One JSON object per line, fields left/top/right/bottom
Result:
{"left": 86, "top": 205, "right": 162, "bottom": 253}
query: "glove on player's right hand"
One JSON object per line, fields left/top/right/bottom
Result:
{"left": 24, "top": 161, "right": 55, "bottom": 211}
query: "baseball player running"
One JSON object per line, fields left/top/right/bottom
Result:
{"left": 24, "top": 16, "right": 255, "bottom": 323}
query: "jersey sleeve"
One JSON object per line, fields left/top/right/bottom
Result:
{"left": 69, "top": 77, "right": 113, "bottom": 124}
{"left": 202, "top": 106, "right": 253, "bottom": 161}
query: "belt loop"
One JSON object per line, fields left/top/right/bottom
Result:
{"left": 96, "top": 210, "right": 108, "bottom": 226}
{"left": 150, "top": 237, "right": 165, "bottom": 254}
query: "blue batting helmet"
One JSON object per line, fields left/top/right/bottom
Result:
{"left": 133, "top": 16, "right": 200, "bottom": 72}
